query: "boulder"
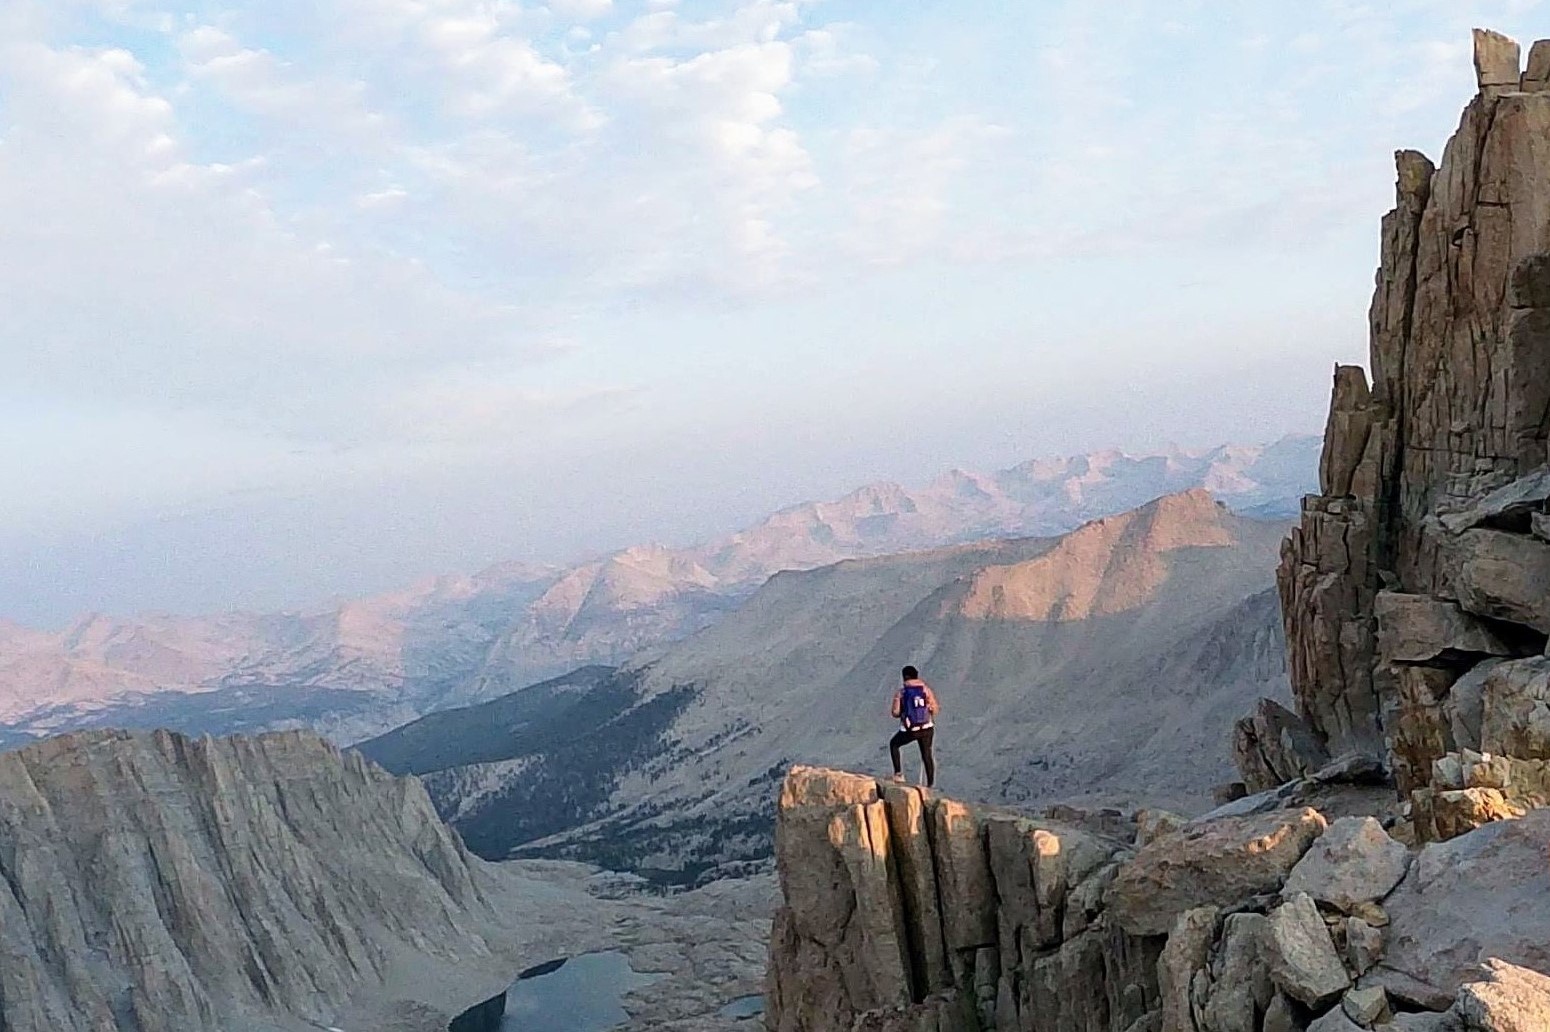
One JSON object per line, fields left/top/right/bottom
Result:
{"left": 1447, "top": 660, "right": 1508, "bottom": 753}
{"left": 1362, "top": 968, "right": 1455, "bottom": 1013}
{"left": 1137, "top": 809, "right": 1189, "bottom": 848}
{"left": 1348, "top": 917, "right": 1384, "bottom": 977}
{"left": 1267, "top": 893, "right": 1351, "bottom": 1008}
{"left": 1157, "top": 907, "right": 1216, "bottom": 1032}
{"left": 1379, "top": 811, "right": 1550, "bottom": 1000}
{"left": 1475, "top": 27, "right": 1523, "bottom": 90}
{"left": 1108, "top": 809, "right": 1328, "bottom": 936}
{"left": 1455, "top": 959, "right": 1550, "bottom": 1032}
{"left": 1264, "top": 993, "right": 1304, "bottom": 1032}
{"left": 1433, "top": 752, "right": 1466, "bottom": 790}
{"left": 1195, "top": 780, "right": 1306, "bottom": 823}
{"left": 1374, "top": 592, "right": 1511, "bottom": 662}
{"left": 1383, "top": 1014, "right": 1464, "bottom": 1032}
{"left": 1343, "top": 985, "right": 1389, "bottom": 1026}
{"left": 1415, "top": 788, "right": 1525, "bottom": 842}
{"left": 1479, "top": 657, "right": 1550, "bottom": 759}
{"left": 1200, "top": 912, "right": 1274, "bottom": 1032}
{"left": 1235, "top": 698, "right": 1334, "bottom": 792}
{"left": 1451, "top": 530, "right": 1550, "bottom": 635}
{"left": 1438, "top": 468, "right": 1550, "bottom": 535}
{"left": 1281, "top": 817, "right": 1410, "bottom": 913}
{"left": 1459, "top": 751, "right": 1513, "bottom": 792}
{"left": 1309, "top": 754, "right": 1392, "bottom": 788}
{"left": 1309, "top": 1007, "right": 1365, "bottom": 1032}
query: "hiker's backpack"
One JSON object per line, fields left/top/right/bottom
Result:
{"left": 901, "top": 684, "right": 932, "bottom": 729}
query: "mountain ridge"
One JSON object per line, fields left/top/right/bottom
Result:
{"left": 1, "top": 437, "right": 1317, "bottom": 749}
{"left": 363, "top": 488, "right": 1294, "bottom": 880}
{"left": 0, "top": 727, "right": 527, "bottom": 1031}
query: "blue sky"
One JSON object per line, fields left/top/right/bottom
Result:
{"left": 2, "top": 0, "right": 1545, "bottom": 622}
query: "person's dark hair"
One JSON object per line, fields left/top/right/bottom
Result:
{"left": 901, "top": 665, "right": 919, "bottom": 680}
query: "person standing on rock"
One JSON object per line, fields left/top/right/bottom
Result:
{"left": 889, "top": 665, "right": 938, "bottom": 787}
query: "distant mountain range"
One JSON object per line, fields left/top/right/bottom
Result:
{"left": 362, "top": 489, "right": 1293, "bottom": 883}
{"left": 0, "top": 436, "right": 1318, "bottom": 747}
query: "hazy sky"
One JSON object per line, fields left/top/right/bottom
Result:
{"left": 2, "top": 0, "right": 1543, "bottom": 624}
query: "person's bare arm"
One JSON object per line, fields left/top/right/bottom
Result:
{"left": 890, "top": 690, "right": 901, "bottom": 718}
{"left": 925, "top": 685, "right": 939, "bottom": 714}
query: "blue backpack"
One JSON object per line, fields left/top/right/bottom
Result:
{"left": 901, "top": 684, "right": 932, "bottom": 730}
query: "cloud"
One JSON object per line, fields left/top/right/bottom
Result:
{"left": 371, "top": 377, "right": 637, "bottom": 446}
{"left": 836, "top": 117, "right": 1011, "bottom": 266}
{"left": 613, "top": 1, "right": 806, "bottom": 52}
{"left": 419, "top": 12, "right": 597, "bottom": 125}
{"left": 549, "top": 0, "right": 613, "bottom": 22}
{"left": 177, "top": 25, "right": 389, "bottom": 147}
{"left": 796, "top": 27, "right": 878, "bottom": 77}
{"left": 0, "top": 39, "right": 556, "bottom": 447}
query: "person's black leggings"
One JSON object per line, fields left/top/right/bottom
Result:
{"left": 889, "top": 726, "right": 936, "bottom": 787}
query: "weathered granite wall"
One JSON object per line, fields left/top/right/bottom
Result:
{"left": 767, "top": 766, "right": 1550, "bottom": 1032}
{"left": 1269, "top": 28, "right": 1550, "bottom": 840}
{"left": 766, "top": 766, "right": 1161, "bottom": 1032}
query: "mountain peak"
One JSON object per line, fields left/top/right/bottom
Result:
{"left": 956, "top": 489, "right": 1241, "bottom": 622}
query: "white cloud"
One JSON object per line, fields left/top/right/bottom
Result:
{"left": 613, "top": 1, "right": 806, "bottom": 53}
{"left": 796, "top": 28, "right": 878, "bottom": 77}
{"left": 406, "top": 4, "right": 601, "bottom": 127}
{"left": 549, "top": 0, "right": 613, "bottom": 22}
{"left": 0, "top": 0, "right": 1003, "bottom": 457}
{"left": 0, "top": 39, "right": 556, "bottom": 447}
{"left": 177, "top": 25, "right": 390, "bottom": 147}
{"left": 839, "top": 117, "right": 1010, "bottom": 265}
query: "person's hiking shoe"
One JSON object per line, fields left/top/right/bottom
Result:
{"left": 889, "top": 773, "right": 905, "bottom": 783}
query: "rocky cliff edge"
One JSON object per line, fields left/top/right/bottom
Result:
{"left": 1269, "top": 27, "right": 1550, "bottom": 846}
{"left": 766, "top": 765, "right": 1550, "bottom": 1032}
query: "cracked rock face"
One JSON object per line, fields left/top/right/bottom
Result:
{"left": 1454, "top": 959, "right": 1550, "bottom": 1032}
{"left": 1107, "top": 808, "right": 1327, "bottom": 937}
{"left": 1377, "top": 809, "right": 1550, "bottom": 1003}
{"left": 0, "top": 729, "right": 524, "bottom": 1032}
{"left": 1273, "top": 25, "right": 1550, "bottom": 832}
{"left": 766, "top": 767, "right": 1158, "bottom": 1032}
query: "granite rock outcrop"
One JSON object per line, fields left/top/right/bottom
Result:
{"left": 0, "top": 729, "right": 543, "bottom": 1032}
{"left": 1267, "top": 27, "right": 1550, "bottom": 840}
{"left": 766, "top": 767, "right": 1550, "bottom": 1032}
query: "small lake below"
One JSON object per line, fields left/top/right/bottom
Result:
{"left": 499, "top": 951, "right": 659, "bottom": 1032}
